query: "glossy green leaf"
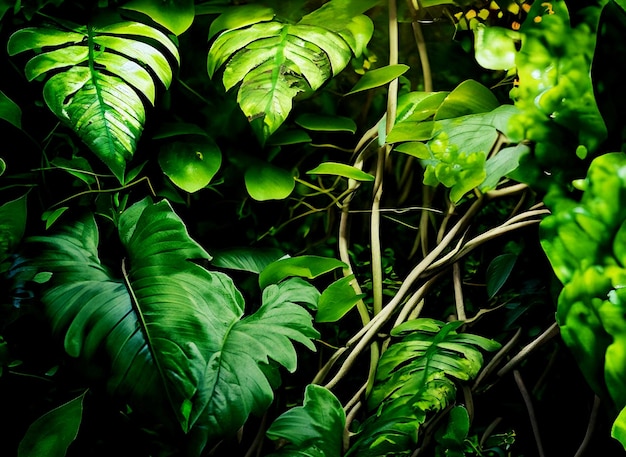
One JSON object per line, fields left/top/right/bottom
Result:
{"left": 316, "top": 275, "right": 365, "bottom": 322}
{"left": 266, "top": 384, "right": 346, "bottom": 457}
{"left": 245, "top": 162, "right": 295, "bottom": 201}
{"left": 207, "top": 16, "right": 371, "bottom": 141}
{"left": 480, "top": 143, "right": 529, "bottom": 192}
{"left": 18, "top": 391, "right": 85, "bottom": 457}
{"left": 0, "top": 194, "right": 27, "bottom": 263}
{"left": 486, "top": 253, "right": 517, "bottom": 299}
{"left": 295, "top": 113, "right": 357, "bottom": 133}
{"left": 435, "top": 406, "right": 470, "bottom": 457}
{"left": 0, "top": 89, "right": 21, "bottom": 129}
{"left": 386, "top": 121, "right": 434, "bottom": 143}
{"left": 348, "top": 319, "right": 499, "bottom": 456}
{"left": 396, "top": 91, "right": 448, "bottom": 123}
{"left": 121, "top": 0, "right": 195, "bottom": 35}
{"left": 394, "top": 142, "right": 430, "bottom": 159}
{"left": 259, "top": 255, "right": 347, "bottom": 289}
{"left": 307, "top": 162, "right": 375, "bottom": 182}
{"left": 208, "top": 3, "right": 275, "bottom": 40}
{"left": 42, "top": 207, "right": 69, "bottom": 230}
{"left": 158, "top": 137, "right": 222, "bottom": 193}
{"left": 8, "top": 22, "right": 179, "bottom": 183}
{"left": 473, "top": 25, "right": 520, "bottom": 70}
{"left": 612, "top": 405, "right": 626, "bottom": 450}
{"left": 434, "top": 79, "right": 499, "bottom": 120}
{"left": 15, "top": 199, "right": 319, "bottom": 450}
{"left": 346, "top": 64, "right": 409, "bottom": 95}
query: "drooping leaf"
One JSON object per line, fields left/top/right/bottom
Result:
{"left": 14, "top": 199, "right": 319, "bottom": 451}
{"left": 434, "top": 79, "right": 499, "bottom": 120}
{"left": 307, "top": 162, "right": 375, "bottom": 182}
{"left": 121, "top": 0, "right": 195, "bottom": 35}
{"left": 8, "top": 21, "right": 180, "bottom": 183}
{"left": 266, "top": 384, "right": 346, "bottom": 457}
{"left": 158, "top": 137, "right": 222, "bottom": 193}
{"left": 18, "top": 391, "right": 85, "bottom": 457}
{"left": 345, "top": 64, "right": 410, "bottom": 95}
{"left": 259, "top": 255, "right": 347, "bottom": 289}
{"left": 245, "top": 162, "right": 295, "bottom": 201}
{"left": 0, "top": 89, "right": 21, "bottom": 129}
{"left": 207, "top": 3, "right": 275, "bottom": 40}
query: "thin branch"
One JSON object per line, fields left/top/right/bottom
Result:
{"left": 473, "top": 327, "right": 521, "bottom": 390}
{"left": 514, "top": 369, "right": 546, "bottom": 457}
{"left": 573, "top": 395, "right": 601, "bottom": 457}
{"left": 498, "top": 322, "right": 560, "bottom": 377}
{"left": 452, "top": 262, "right": 466, "bottom": 320}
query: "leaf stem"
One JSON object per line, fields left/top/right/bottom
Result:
{"left": 514, "top": 369, "right": 546, "bottom": 457}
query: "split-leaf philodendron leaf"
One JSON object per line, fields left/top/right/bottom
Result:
{"left": 12, "top": 198, "right": 320, "bottom": 450}
{"left": 207, "top": 2, "right": 374, "bottom": 142}
{"left": 8, "top": 20, "right": 180, "bottom": 183}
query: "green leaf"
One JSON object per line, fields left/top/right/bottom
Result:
{"left": 386, "top": 121, "right": 434, "bottom": 143}
{"left": 316, "top": 275, "right": 365, "bottom": 322}
{"left": 245, "top": 162, "right": 295, "bottom": 201}
{"left": 211, "top": 247, "right": 285, "bottom": 274}
{"left": 8, "top": 21, "right": 179, "bottom": 183}
{"left": 208, "top": 3, "right": 275, "bottom": 40}
{"left": 266, "top": 384, "right": 346, "bottom": 457}
{"left": 612, "top": 405, "right": 626, "bottom": 450}
{"left": 18, "top": 391, "right": 85, "bottom": 457}
{"left": 259, "top": 255, "right": 347, "bottom": 289}
{"left": 42, "top": 207, "right": 69, "bottom": 230}
{"left": 486, "top": 253, "right": 517, "bottom": 299}
{"left": 348, "top": 319, "right": 499, "bottom": 456}
{"left": 473, "top": 25, "right": 520, "bottom": 70}
{"left": 207, "top": 17, "right": 367, "bottom": 142}
{"left": 346, "top": 64, "right": 410, "bottom": 95}
{"left": 0, "top": 89, "right": 22, "bottom": 129}
{"left": 434, "top": 79, "right": 499, "bottom": 120}
{"left": 295, "top": 113, "right": 357, "bottom": 133}
{"left": 307, "top": 162, "right": 375, "bottom": 182}
{"left": 396, "top": 91, "right": 448, "bottom": 123}
{"left": 16, "top": 199, "right": 319, "bottom": 450}
{"left": 158, "top": 137, "right": 222, "bottom": 193}
{"left": 121, "top": 0, "right": 195, "bottom": 35}
{"left": 0, "top": 194, "right": 27, "bottom": 263}
{"left": 394, "top": 142, "right": 430, "bottom": 159}
{"left": 480, "top": 143, "right": 529, "bottom": 192}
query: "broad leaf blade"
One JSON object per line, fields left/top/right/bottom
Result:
{"left": 259, "top": 255, "right": 347, "bottom": 289}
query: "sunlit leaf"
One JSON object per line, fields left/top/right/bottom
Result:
{"left": 307, "top": 162, "right": 374, "bottom": 181}
{"left": 208, "top": 3, "right": 275, "bottom": 40}
{"left": 121, "top": 0, "right": 195, "bottom": 35}
{"left": 434, "top": 79, "right": 499, "bottom": 120}
{"left": 346, "top": 64, "right": 409, "bottom": 95}
{"left": 245, "top": 162, "right": 294, "bottom": 201}
{"left": 473, "top": 25, "right": 520, "bottom": 70}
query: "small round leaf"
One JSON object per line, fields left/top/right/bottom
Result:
{"left": 159, "top": 138, "right": 222, "bottom": 193}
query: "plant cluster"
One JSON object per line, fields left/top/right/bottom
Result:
{"left": 1, "top": 0, "right": 626, "bottom": 456}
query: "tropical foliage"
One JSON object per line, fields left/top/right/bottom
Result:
{"left": 1, "top": 0, "right": 626, "bottom": 456}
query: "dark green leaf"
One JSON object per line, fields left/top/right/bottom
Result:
{"left": 18, "top": 391, "right": 85, "bottom": 457}
{"left": 0, "top": 194, "right": 27, "bottom": 263}
{"left": 486, "top": 253, "right": 518, "bottom": 299}
{"left": 295, "top": 113, "right": 357, "bottom": 133}
{"left": 211, "top": 247, "right": 285, "bottom": 274}
{"left": 0, "top": 89, "right": 21, "bottom": 129}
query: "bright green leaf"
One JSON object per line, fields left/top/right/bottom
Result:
{"left": 122, "top": 0, "right": 195, "bottom": 35}
{"left": 208, "top": 4, "right": 275, "bottom": 40}
{"left": 434, "top": 79, "right": 499, "bottom": 120}
{"left": 158, "top": 137, "right": 222, "bottom": 193}
{"left": 396, "top": 91, "right": 448, "bottom": 123}
{"left": 307, "top": 162, "right": 375, "bottom": 182}
{"left": 394, "top": 142, "right": 430, "bottom": 159}
{"left": 259, "top": 255, "right": 347, "bottom": 289}
{"left": 386, "top": 120, "right": 434, "bottom": 143}
{"left": 18, "top": 391, "right": 85, "bottom": 457}
{"left": 346, "top": 64, "right": 410, "bottom": 95}
{"left": 473, "top": 25, "right": 520, "bottom": 70}
{"left": 613, "top": 404, "right": 626, "bottom": 450}
{"left": 245, "top": 162, "right": 295, "bottom": 201}
{"left": 295, "top": 113, "right": 357, "bottom": 133}
{"left": 316, "top": 275, "right": 365, "bottom": 323}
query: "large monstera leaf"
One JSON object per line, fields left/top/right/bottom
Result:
{"left": 12, "top": 198, "right": 319, "bottom": 449}
{"left": 8, "top": 20, "right": 180, "bottom": 183}
{"left": 207, "top": 4, "right": 373, "bottom": 142}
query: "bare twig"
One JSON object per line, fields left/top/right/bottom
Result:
{"left": 573, "top": 395, "right": 602, "bottom": 457}
{"left": 514, "top": 369, "right": 546, "bottom": 457}
{"left": 473, "top": 327, "right": 522, "bottom": 390}
{"left": 497, "top": 323, "right": 560, "bottom": 377}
